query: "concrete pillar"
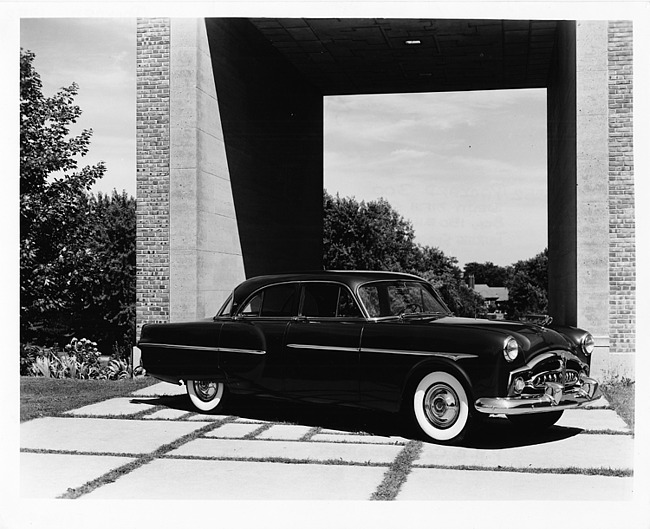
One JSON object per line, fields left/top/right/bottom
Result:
{"left": 169, "top": 19, "right": 246, "bottom": 321}
{"left": 575, "top": 21, "right": 611, "bottom": 374}
{"left": 205, "top": 18, "right": 324, "bottom": 279}
{"left": 547, "top": 21, "right": 577, "bottom": 328}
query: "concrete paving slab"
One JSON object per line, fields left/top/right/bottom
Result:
{"left": 203, "top": 422, "right": 262, "bottom": 438}
{"left": 319, "top": 428, "right": 353, "bottom": 434}
{"left": 234, "top": 417, "right": 271, "bottom": 424}
{"left": 397, "top": 467, "right": 633, "bottom": 501}
{"left": 142, "top": 408, "right": 193, "bottom": 420}
{"left": 169, "top": 438, "right": 403, "bottom": 464}
{"left": 186, "top": 413, "right": 231, "bottom": 422}
{"left": 21, "top": 417, "right": 211, "bottom": 454}
{"left": 131, "top": 381, "right": 186, "bottom": 397}
{"left": 20, "top": 452, "right": 136, "bottom": 499}
{"left": 557, "top": 408, "right": 630, "bottom": 432}
{"left": 416, "top": 434, "right": 634, "bottom": 471}
{"left": 311, "top": 433, "right": 409, "bottom": 445}
{"left": 255, "top": 424, "right": 313, "bottom": 440}
{"left": 584, "top": 395, "right": 610, "bottom": 409}
{"left": 64, "top": 397, "right": 156, "bottom": 417}
{"left": 82, "top": 458, "right": 387, "bottom": 500}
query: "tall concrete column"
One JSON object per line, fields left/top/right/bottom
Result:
{"left": 169, "top": 19, "right": 245, "bottom": 321}
{"left": 575, "top": 21, "right": 611, "bottom": 372}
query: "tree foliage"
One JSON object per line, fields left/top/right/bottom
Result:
{"left": 323, "top": 191, "right": 485, "bottom": 317}
{"left": 462, "top": 250, "right": 549, "bottom": 320}
{"left": 505, "top": 249, "right": 548, "bottom": 319}
{"left": 463, "top": 261, "right": 512, "bottom": 287}
{"left": 20, "top": 49, "right": 135, "bottom": 354}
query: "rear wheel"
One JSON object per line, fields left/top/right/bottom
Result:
{"left": 411, "top": 371, "right": 472, "bottom": 444}
{"left": 186, "top": 379, "right": 226, "bottom": 412}
{"left": 507, "top": 410, "right": 563, "bottom": 431}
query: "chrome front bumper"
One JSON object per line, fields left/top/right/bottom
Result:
{"left": 474, "top": 376, "right": 599, "bottom": 415}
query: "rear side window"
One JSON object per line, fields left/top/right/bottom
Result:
{"left": 301, "top": 283, "right": 362, "bottom": 318}
{"left": 240, "top": 283, "right": 299, "bottom": 318}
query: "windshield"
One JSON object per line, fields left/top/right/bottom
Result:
{"left": 357, "top": 280, "right": 450, "bottom": 319}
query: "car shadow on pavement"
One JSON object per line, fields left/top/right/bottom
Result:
{"left": 465, "top": 416, "right": 584, "bottom": 449}
{"left": 130, "top": 394, "right": 583, "bottom": 449}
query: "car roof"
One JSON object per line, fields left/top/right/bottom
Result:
{"left": 231, "top": 270, "right": 425, "bottom": 306}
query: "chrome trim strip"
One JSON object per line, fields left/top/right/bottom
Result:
{"left": 287, "top": 344, "right": 359, "bottom": 353}
{"left": 219, "top": 347, "right": 266, "bottom": 355}
{"left": 287, "top": 343, "right": 476, "bottom": 360}
{"left": 139, "top": 343, "right": 266, "bottom": 355}
{"left": 361, "top": 348, "right": 477, "bottom": 361}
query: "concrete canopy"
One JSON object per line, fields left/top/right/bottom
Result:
{"left": 248, "top": 18, "right": 557, "bottom": 95}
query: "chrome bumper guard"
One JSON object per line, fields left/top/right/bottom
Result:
{"left": 474, "top": 376, "right": 599, "bottom": 415}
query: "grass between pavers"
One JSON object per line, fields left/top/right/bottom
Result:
{"left": 20, "top": 376, "right": 158, "bottom": 422}
{"left": 371, "top": 440, "right": 423, "bottom": 500}
{"left": 600, "top": 379, "right": 635, "bottom": 431}
{"left": 58, "top": 417, "right": 234, "bottom": 499}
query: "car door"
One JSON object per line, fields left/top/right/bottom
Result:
{"left": 283, "top": 282, "right": 364, "bottom": 404}
{"left": 219, "top": 282, "right": 299, "bottom": 394}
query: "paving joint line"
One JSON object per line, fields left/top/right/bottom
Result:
{"left": 410, "top": 463, "right": 633, "bottom": 478}
{"left": 56, "top": 416, "right": 236, "bottom": 499}
{"left": 370, "top": 440, "right": 423, "bottom": 501}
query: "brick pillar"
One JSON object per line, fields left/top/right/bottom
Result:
{"left": 608, "top": 21, "right": 635, "bottom": 369}
{"left": 136, "top": 19, "right": 171, "bottom": 337}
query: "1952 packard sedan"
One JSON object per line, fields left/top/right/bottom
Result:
{"left": 138, "top": 271, "right": 599, "bottom": 444}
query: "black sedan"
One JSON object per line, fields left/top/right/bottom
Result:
{"left": 138, "top": 271, "right": 599, "bottom": 444}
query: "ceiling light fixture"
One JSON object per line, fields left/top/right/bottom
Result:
{"left": 405, "top": 40, "right": 422, "bottom": 45}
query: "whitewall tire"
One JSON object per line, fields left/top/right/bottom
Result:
{"left": 412, "top": 371, "right": 471, "bottom": 443}
{"left": 186, "top": 379, "right": 225, "bottom": 412}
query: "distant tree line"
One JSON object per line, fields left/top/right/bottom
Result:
{"left": 464, "top": 249, "right": 548, "bottom": 319}
{"left": 323, "top": 190, "right": 548, "bottom": 319}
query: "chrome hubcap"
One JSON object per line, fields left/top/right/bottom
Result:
{"left": 193, "top": 381, "right": 218, "bottom": 402}
{"left": 423, "top": 383, "right": 459, "bottom": 429}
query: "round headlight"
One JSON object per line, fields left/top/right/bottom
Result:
{"left": 503, "top": 336, "right": 519, "bottom": 362}
{"left": 581, "top": 333, "right": 595, "bottom": 356}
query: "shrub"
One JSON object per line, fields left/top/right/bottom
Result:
{"left": 21, "top": 337, "right": 138, "bottom": 380}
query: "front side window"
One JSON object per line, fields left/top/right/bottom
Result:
{"left": 358, "top": 280, "right": 448, "bottom": 318}
{"left": 300, "top": 283, "right": 362, "bottom": 318}
{"left": 239, "top": 283, "right": 299, "bottom": 318}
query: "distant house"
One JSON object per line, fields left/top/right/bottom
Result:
{"left": 473, "top": 283, "right": 509, "bottom": 320}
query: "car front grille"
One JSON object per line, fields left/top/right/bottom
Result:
{"left": 532, "top": 368, "right": 579, "bottom": 388}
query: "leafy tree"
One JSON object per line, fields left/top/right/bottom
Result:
{"left": 65, "top": 192, "right": 136, "bottom": 353}
{"left": 20, "top": 48, "right": 137, "bottom": 352}
{"left": 323, "top": 191, "right": 418, "bottom": 271}
{"left": 463, "top": 261, "right": 512, "bottom": 286}
{"left": 322, "top": 190, "right": 485, "bottom": 317}
{"left": 505, "top": 249, "right": 549, "bottom": 319}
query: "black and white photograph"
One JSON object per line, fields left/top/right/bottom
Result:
{"left": 3, "top": 1, "right": 648, "bottom": 528}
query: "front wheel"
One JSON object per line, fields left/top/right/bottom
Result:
{"left": 507, "top": 410, "right": 563, "bottom": 431}
{"left": 411, "top": 371, "right": 472, "bottom": 444}
{"left": 186, "top": 379, "right": 226, "bottom": 412}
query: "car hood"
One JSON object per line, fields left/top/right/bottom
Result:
{"left": 430, "top": 316, "right": 573, "bottom": 357}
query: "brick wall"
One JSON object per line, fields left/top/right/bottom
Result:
{"left": 608, "top": 21, "right": 635, "bottom": 355}
{"left": 136, "top": 19, "right": 171, "bottom": 337}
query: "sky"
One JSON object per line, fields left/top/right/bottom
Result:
{"left": 324, "top": 89, "right": 547, "bottom": 267}
{"left": 20, "top": 18, "right": 137, "bottom": 197}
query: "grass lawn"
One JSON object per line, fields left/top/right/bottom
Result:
{"left": 600, "top": 378, "right": 635, "bottom": 431}
{"left": 20, "top": 376, "right": 158, "bottom": 422}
